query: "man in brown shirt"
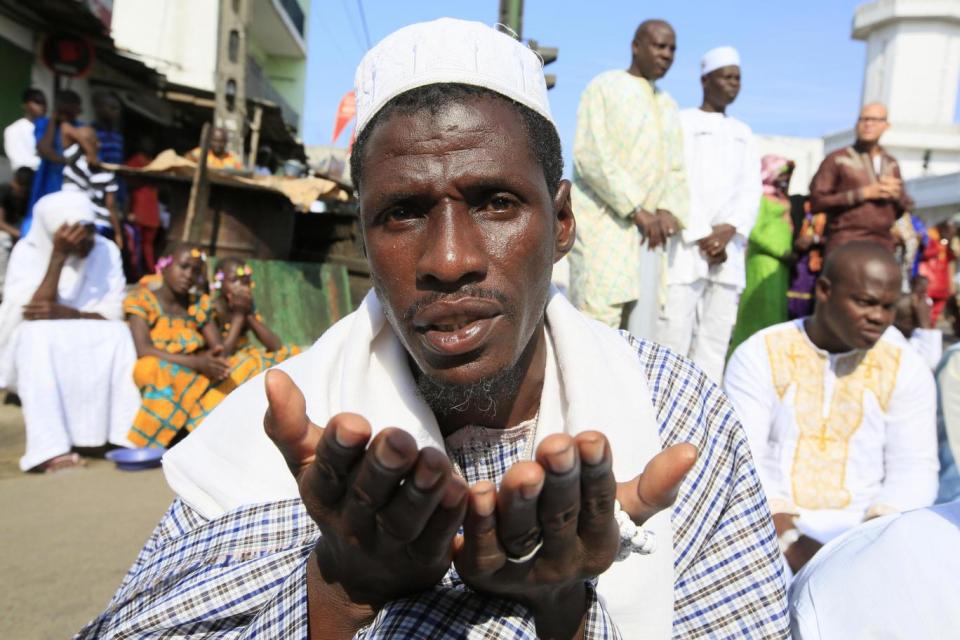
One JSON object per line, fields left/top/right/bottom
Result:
{"left": 809, "top": 103, "right": 910, "bottom": 253}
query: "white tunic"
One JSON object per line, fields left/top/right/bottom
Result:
{"left": 666, "top": 109, "right": 760, "bottom": 290}
{"left": 790, "top": 500, "right": 960, "bottom": 639}
{"left": 2, "top": 117, "right": 39, "bottom": 172}
{"left": 724, "top": 319, "right": 939, "bottom": 543}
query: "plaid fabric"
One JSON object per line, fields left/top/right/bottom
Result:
{"left": 77, "top": 338, "right": 788, "bottom": 639}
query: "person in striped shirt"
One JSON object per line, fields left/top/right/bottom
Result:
{"left": 59, "top": 123, "right": 122, "bottom": 249}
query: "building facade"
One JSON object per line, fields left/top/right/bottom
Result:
{"left": 110, "top": 0, "right": 309, "bottom": 132}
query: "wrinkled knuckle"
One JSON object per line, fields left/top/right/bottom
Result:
{"left": 471, "top": 550, "right": 503, "bottom": 575}
{"left": 541, "top": 506, "right": 579, "bottom": 534}
{"left": 580, "top": 494, "right": 614, "bottom": 517}
{"left": 349, "top": 484, "right": 377, "bottom": 511}
{"left": 501, "top": 526, "right": 542, "bottom": 553}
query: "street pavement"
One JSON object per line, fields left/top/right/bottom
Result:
{"left": 0, "top": 402, "right": 173, "bottom": 639}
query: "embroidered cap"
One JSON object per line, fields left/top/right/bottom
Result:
{"left": 354, "top": 18, "right": 555, "bottom": 135}
{"left": 700, "top": 46, "right": 740, "bottom": 76}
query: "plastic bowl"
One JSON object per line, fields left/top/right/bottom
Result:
{"left": 105, "top": 447, "right": 165, "bottom": 471}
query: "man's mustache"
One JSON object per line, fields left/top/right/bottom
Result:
{"left": 402, "top": 286, "right": 512, "bottom": 324}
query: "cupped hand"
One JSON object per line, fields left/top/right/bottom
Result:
{"left": 454, "top": 432, "right": 696, "bottom": 637}
{"left": 263, "top": 369, "right": 468, "bottom": 610}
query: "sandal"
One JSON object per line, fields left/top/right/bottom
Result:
{"left": 38, "top": 452, "right": 86, "bottom": 473}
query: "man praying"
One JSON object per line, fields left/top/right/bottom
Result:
{"left": 80, "top": 19, "right": 788, "bottom": 639}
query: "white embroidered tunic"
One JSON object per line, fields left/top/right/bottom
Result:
{"left": 724, "top": 319, "right": 939, "bottom": 543}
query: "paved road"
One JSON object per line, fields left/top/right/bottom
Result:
{"left": 0, "top": 403, "right": 173, "bottom": 639}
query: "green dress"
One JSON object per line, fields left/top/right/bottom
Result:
{"left": 729, "top": 195, "right": 794, "bottom": 355}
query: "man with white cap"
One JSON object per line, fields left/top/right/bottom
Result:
{"left": 80, "top": 19, "right": 787, "bottom": 639}
{"left": 657, "top": 46, "right": 761, "bottom": 383}
{"left": 567, "top": 19, "right": 688, "bottom": 334}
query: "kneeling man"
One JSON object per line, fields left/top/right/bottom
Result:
{"left": 81, "top": 19, "right": 787, "bottom": 639}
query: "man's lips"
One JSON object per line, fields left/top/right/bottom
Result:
{"left": 413, "top": 298, "right": 503, "bottom": 358}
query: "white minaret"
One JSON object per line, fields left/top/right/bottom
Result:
{"left": 824, "top": 0, "right": 960, "bottom": 182}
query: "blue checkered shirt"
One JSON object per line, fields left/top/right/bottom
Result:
{"left": 76, "top": 338, "right": 789, "bottom": 638}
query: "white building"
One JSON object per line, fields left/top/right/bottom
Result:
{"left": 110, "top": 0, "right": 310, "bottom": 131}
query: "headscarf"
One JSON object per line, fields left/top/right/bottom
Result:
{"left": 761, "top": 154, "right": 794, "bottom": 197}
{"left": 0, "top": 190, "right": 125, "bottom": 388}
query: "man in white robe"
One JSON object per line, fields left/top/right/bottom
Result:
{"left": 658, "top": 46, "right": 760, "bottom": 383}
{"left": 0, "top": 190, "right": 138, "bottom": 471}
{"left": 725, "top": 242, "right": 938, "bottom": 576}
{"left": 789, "top": 500, "right": 960, "bottom": 639}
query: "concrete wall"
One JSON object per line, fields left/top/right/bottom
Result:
{"left": 111, "top": 0, "right": 219, "bottom": 92}
{"left": 111, "top": 0, "right": 307, "bottom": 127}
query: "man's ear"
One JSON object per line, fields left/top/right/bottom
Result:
{"left": 552, "top": 179, "right": 575, "bottom": 262}
{"left": 815, "top": 275, "right": 831, "bottom": 304}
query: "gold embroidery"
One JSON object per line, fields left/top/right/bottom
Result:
{"left": 765, "top": 327, "right": 900, "bottom": 509}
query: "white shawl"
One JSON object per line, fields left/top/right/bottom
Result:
{"left": 0, "top": 190, "right": 125, "bottom": 389}
{"left": 163, "top": 288, "right": 675, "bottom": 636}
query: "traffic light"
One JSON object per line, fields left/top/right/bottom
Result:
{"left": 527, "top": 39, "right": 558, "bottom": 89}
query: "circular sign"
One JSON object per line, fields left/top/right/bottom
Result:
{"left": 42, "top": 33, "right": 95, "bottom": 78}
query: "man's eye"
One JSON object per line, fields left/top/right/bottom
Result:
{"left": 487, "top": 195, "right": 517, "bottom": 212}
{"left": 385, "top": 207, "right": 418, "bottom": 222}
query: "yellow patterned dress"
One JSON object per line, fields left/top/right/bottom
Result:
{"left": 125, "top": 286, "right": 245, "bottom": 448}
{"left": 211, "top": 303, "right": 300, "bottom": 384}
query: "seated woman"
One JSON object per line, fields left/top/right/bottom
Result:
{"left": 210, "top": 257, "right": 299, "bottom": 383}
{"left": 124, "top": 244, "right": 245, "bottom": 448}
{"left": 0, "top": 190, "right": 140, "bottom": 472}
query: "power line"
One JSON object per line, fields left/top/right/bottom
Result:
{"left": 355, "top": 0, "right": 372, "bottom": 50}
{"left": 337, "top": 0, "right": 366, "bottom": 53}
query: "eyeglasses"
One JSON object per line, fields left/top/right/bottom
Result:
{"left": 858, "top": 117, "right": 887, "bottom": 124}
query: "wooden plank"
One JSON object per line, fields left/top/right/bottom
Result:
{"left": 243, "top": 259, "right": 353, "bottom": 346}
{"left": 182, "top": 123, "right": 212, "bottom": 242}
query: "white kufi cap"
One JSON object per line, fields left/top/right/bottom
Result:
{"left": 354, "top": 18, "right": 554, "bottom": 135}
{"left": 700, "top": 46, "right": 740, "bottom": 76}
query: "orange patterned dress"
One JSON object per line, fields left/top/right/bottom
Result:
{"left": 211, "top": 302, "right": 300, "bottom": 383}
{"left": 124, "top": 285, "right": 251, "bottom": 447}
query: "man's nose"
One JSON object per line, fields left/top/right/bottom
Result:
{"left": 416, "top": 204, "right": 487, "bottom": 288}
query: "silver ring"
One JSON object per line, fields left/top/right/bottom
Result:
{"left": 505, "top": 537, "right": 544, "bottom": 564}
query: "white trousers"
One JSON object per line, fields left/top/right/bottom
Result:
{"left": 626, "top": 247, "right": 663, "bottom": 340}
{"left": 14, "top": 319, "right": 140, "bottom": 470}
{"left": 655, "top": 280, "right": 740, "bottom": 384}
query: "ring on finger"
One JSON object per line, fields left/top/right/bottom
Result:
{"left": 505, "top": 536, "right": 544, "bottom": 564}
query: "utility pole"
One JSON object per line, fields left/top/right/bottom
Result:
{"left": 214, "top": 0, "right": 249, "bottom": 163}
{"left": 496, "top": 0, "right": 558, "bottom": 89}
{"left": 497, "top": 0, "right": 523, "bottom": 38}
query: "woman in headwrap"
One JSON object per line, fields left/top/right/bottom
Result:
{"left": 729, "top": 155, "right": 796, "bottom": 355}
{"left": 0, "top": 190, "right": 139, "bottom": 472}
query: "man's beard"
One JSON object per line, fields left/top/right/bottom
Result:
{"left": 415, "top": 360, "right": 525, "bottom": 421}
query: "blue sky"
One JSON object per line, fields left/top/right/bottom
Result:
{"left": 303, "top": 1, "right": 870, "bottom": 166}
